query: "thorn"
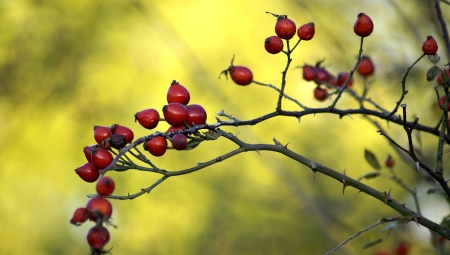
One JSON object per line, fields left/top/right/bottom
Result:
{"left": 347, "top": 113, "right": 353, "bottom": 119}
{"left": 284, "top": 142, "right": 290, "bottom": 148}
{"left": 383, "top": 189, "right": 392, "bottom": 204}
{"left": 342, "top": 179, "right": 348, "bottom": 195}
{"left": 313, "top": 171, "right": 316, "bottom": 181}
{"left": 297, "top": 117, "right": 301, "bottom": 123}
{"left": 255, "top": 149, "right": 261, "bottom": 156}
{"left": 401, "top": 203, "right": 406, "bottom": 207}
{"left": 415, "top": 162, "right": 420, "bottom": 172}
{"left": 273, "top": 137, "right": 283, "bottom": 146}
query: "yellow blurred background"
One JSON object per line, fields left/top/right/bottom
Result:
{"left": 0, "top": 0, "right": 449, "bottom": 254}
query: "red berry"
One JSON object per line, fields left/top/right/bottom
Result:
{"left": 385, "top": 155, "right": 395, "bottom": 168}
{"left": 437, "top": 69, "right": 450, "bottom": 86}
{"left": 186, "top": 104, "right": 207, "bottom": 126}
{"left": 93, "top": 126, "right": 111, "bottom": 145}
{"left": 422, "top": 36, "right": 438, "bottom": 55}
{"left": 264, "top": 36, "right": 284, "bottom": 54}
{"left": 302, "top": 65, "right": 316, "bottom": 81}
{"left": 87, "top": 226, "right": 110, "bottom": 250}
{"left": 135, "top": 108, "right": 160, "bottom": 129}
{"left": 297, "top": 22, "right": 315, "bottom": 40}
{"left": 274, "top": 16, "right": 296, "bottom": 40}
{"left": 438, "top": 95, "right": 450, "bottom": 110}
{"left": 337, "top": 72, "right": 354, "bottom": 88}
{"left": 144, "top": 136, "right": 167, "bottom": 157}
{"left": 86, "top": 196, "right": 113, "bottom": 221}
{"left": 163, "top": 103, "right": 187, "bottom": 126}
{"left": 313, "top": 86, "right": 328, "bottom": 101}
{"left": 83, "top": 145, "right": 96, "bottom": 162}
{"left": 314, "top": 68, "right": 330, "bottom": 84}
{"left": 167, "top": 125, "right": 186, "bottom": 133}
{"left": 353, "top": 13, "right": 374, "bottom": 37}
{"left": 357, "top": 56, "right": 375, "bottom": 76}
{"left": 70, "top": 207, "right": 89, "bottom": 225}
{"left": 328, "top": 75, "right": 338, "bottom": 86}
{"left": 172, "top": 133, "right": 188, "bottom": 150}
{"left": 92, "top": 147, "right": 114, "bottom": 169}
{"left": 220, "top": 56, "right": 253, "bottom": 86}
{"left": 395, "top": 241, "right": 409, "bottom": 255}
{"left": 111, "top": 124, "right": 134, "bottom": 143}
{"left": 96, "top": 177, "right": 115, "bottom": 197}
{"left": 75, "top": 162, "right": 100, "bottom": 183}
{"left": 167, "top": 80, "right": 190, "bottom": 105}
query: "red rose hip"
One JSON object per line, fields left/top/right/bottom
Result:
{"left": 94, "top": 126, "right": 111, "bottom": 145}
{"left": 220, "top": 56, "right": 253, "bottom": 86}
{"left": 144, "top": 136, "right": 167, "bottom": 157}
{"left": 353, "top": 13, "right": 374, "bottom": 37}
{"left": 167, "top": 80, "right": 190, "bottom": 105}
{"left": 135, "top": 108, "right": 160, "bottom": 129}
{"left": 297, "top": 22, "right": 315, "bottom": 40}
{"left": 70, "top": 207, "right": 89, "bottom": 225}
{"left": 274, "top": 16, "right": 296, "bottom": 39}
{"left": 264, "top": 36, "right": 284, "bottom": 54}
{"left": 186, "top": 104, "right": 207, "bottom": 126}
{"left": 111, "top": 124, "right": 134, "bottom": 143}
{"left": 96, "top": 176, "right": 115, "bottom": 197}
{"left": 163, "top": 103, "right": 187, "bottom": 126}
{"left": 313, "top": 86, "right": 328, "bottom": 101}
{"left": 171, "top": 133, "right": 188, "bottom": 150}
{"left": 422, "top": 36, "right": 438, "bottom": 55}
{"left": 92, "top": 147, "right": 114, "bottom": 170}
{"left": 75, "top": 162, "right": 100, "bottom": 183}
{"left": 87, "top": 226, "right": 110, "bottom": 250}
{"left": 86, "top": 196, "right": 113, "bottom": 221}
{"left": 357, "top": 56, "right": 375, "bottom": 76}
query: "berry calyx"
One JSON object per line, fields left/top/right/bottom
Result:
{"left": 186, "top": 104, "right": 207, "bottom": 126}
{"left": 422, "top": 36, "right": 438, "bottom": 55}
{"left": 163, "top": 103, "right": 187, "bottom": 126}
{"left": 75, "top": 162, "right": 100, "bottom": 183}
{"left": 220, "top": 56, "right": 253, "bottom": 86}
{"left": 302, "top": 65, "right": 316, "bottom": 81}
{"left": 87, "top": 226, "right": 110, "bottom": 250}
{"left": 111, "top": 124, "right": 134, "bottom": 143}
{"left": 336, "top": 72, "right": 354, "bottom": 88}
{"left": 264, "top": 36, "right": 284, "bottom": 54}
{"left": 86, "top": 196, "right": 113, "bottom": 222}
{"left": 167, "top": 80, "right": 190, "bottom": 105}
{"left": 93, "top": 126, "right": 111, "bottom": 146}
{"left": 171, "top": 133, "right": 188, "bottom": 150}
{"left": 144, "top": 136, "right": 167, "bottom": 157}
{"left": 91, "top": 147, "right": 114, "bottom": 170}
{"left": 313, "top": 86, "right": 328, "bottom": 101}
{"left": 96, "top": 177, "right": 115, "bottom": 197}
{"left": 70, "top": 207, "right": 89, "bottom": 225}
{"left": 357, "top": 56, "right": 375, "bottom": 76}
{"left": 297, "top": 22, "right": 315, "bottom": 41}
{"left": 135, "top": 108, "right": 160, "bottom": 129}
{"left": 353, "top": 13, "right": 374, "bottom": 37}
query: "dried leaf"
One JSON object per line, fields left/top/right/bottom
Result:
{"left": 426, "top": 66, "right": 441, "bottom": 82}
{"left": 358, "top": 172, "right": 380, "bottom": 181}
{"left": 364, "top": 149, "right": 381, "bottom": 170}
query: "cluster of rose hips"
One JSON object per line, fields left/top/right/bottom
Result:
{"left": 71, "top": 80, "right": 207, "bottom": 253}
{"left": 300, "top": 13, "right": 375, "bottom": 101}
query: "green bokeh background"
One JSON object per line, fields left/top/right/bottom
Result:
{"left": 1, "top": 0, "right": 449, "bottom": 254}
